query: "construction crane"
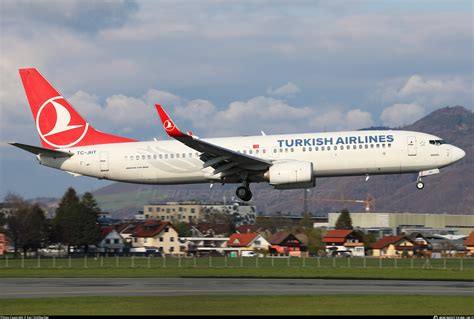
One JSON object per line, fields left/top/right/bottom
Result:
{"left": 301, "top": 193, "right": 375, "bottom": 213}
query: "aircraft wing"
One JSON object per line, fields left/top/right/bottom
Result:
{"left": 155, "top": 104, "right": 271, "bottom": 180}
{"left": 9, "top": 142, "right": 73, "bottom": 158}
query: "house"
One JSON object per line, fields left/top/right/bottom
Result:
{"left": 0, "top": 232, "right": 7, "bottom": 255}
{"left": 97, "top": 226, "right": 126, "bottom": 255}
{"left": 180, "top": 237, "right": 229, "bottom": 256}
{"left": 406, "top": 232, "right": 432, "bottom": 257}
{"left": 424, "top": 234, "right": 467, "bottom": 257}
{"left": 114, "top": 222, "right": 137, "bottom": 245}
{"left": 322, "top": 230, "right": 365, "bottom": 257}
{"left": 226, "top": 233, "right": 270, "bottom": 256}
{"left": 371, "top": 235, "right": 417, "bottom": 258}
{"left": 269, "top": 232, "right": 307, "bottom": 257}
{"left": 464, "top": 232, "right": 474, "bottom": 256}
{"left": 131, "top": 220, "right": 182, "bottom": 255}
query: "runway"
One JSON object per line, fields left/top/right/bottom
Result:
{"left": 1, "top": 278, "right": 473, "bottom": 298}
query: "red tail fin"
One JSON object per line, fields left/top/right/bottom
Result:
{"left": 19, "top": 68, "right": 137, "bottom": 149}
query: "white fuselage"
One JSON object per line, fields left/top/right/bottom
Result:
{"left": 38, "top": 130, "right": 464, "bottom": 185}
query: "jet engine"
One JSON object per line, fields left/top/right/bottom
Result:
{"left": 264, "top": 160, "right": 315, "bottom": 190}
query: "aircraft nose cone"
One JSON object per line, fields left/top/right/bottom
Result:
{"left": 451, "top": 146, "right": 466, "bottom": 162}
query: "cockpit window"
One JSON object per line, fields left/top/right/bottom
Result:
{"left": 429, "top": 140, "right": 445, "bottom": 146}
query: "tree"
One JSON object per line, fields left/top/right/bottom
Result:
{"left": 305, "top": 228, "right": 325, "bottom": 255}
{"left": 175, "top": 222, "right": 192, "bottom": 237}
{"left": 79, "top": 192, "right": 101, "bottom": 252}
{"left": 4, "top": 194, "right": 48, "bottom": 257}
{"left": 299, "top": 212, "right": 313, "bottom": 231}
{"left": 81, "top": 192, "right": 101, "bottom": 214}
{"left": 335, "top": 209, "right": 353, "bottom": 230}
{"left": 363, "top": 232, "right": 377, "bottom": 249}
{"left": 197, "top": 210, "right": 235, "bottom": 236}
{"left": 4, "top": 193, "right": 29, "bottom": 256}
{"left": 53, "top": 188, "right": 100, "bottom": 253}
{"left": 53, "top": 187, "right": 80, "bottom": 244}
{"left": 0, "top": 209, "right": 6, "bottom": 230}
{"left": 19, "top": 204, "right": 48, "bottom": 257}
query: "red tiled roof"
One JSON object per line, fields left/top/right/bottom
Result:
{"left": 132, "top": 220, "right": 170, "bottom": 238}
{"left": 464, "top": 232, "right": 474, "bottom": 246}
{"left": 115, "top": 223, "right": 135, "bottom": 234}
{"left": 227, "top": 233, "right": 258, "bottom": 247}
{"left": 322, "top": 230, "right": 354, "bottom": 243}
{"left": 99, "top": 226, "right": 115, "bottom": 240}
{"left": 269, "top": 232, "right": 290, "bottom": 245}
{"left": 371, "top": 235, "right": 406, "bottom": 249}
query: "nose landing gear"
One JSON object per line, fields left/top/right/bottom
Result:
{"left": 416, "top": 169, "right": 439, "bottom": 190}
{"left": 416, "top": 180, "right": 425, "bottom": 190}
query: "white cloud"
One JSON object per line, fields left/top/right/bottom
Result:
{"left": 267, "top": 82, "right": 301, "bottom": 96}
{"left": 345, "top": 109, "right": 374, "bottom": 130}
{"left": 310, "top": 108, "right": 374, "bottom": 131}
{"left": 380, "top": 103, "right": 425, "bottom": 128}
{"left": 399, "top": 75, "right": 470, "bottom": 103}
{"left": 374, "top": 74, "right": 472, "bottom": 107}
{"left": 171, "top": 95, "right": 374, "bottom": 136}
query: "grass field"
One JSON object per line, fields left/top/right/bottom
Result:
{"left": 2, "top": 255, "right": 473, "bottom": 270}
{"left": 1, "top": 256, "right": 473, "bottom": 280}
{"left": 0, "top": 295, "right": 472, "bottom": 315}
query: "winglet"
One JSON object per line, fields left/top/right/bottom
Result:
{"left": 155, "top": 104, "right": 187, "bottom": 138}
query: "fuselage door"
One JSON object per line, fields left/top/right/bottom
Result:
{"left": 100, "top": 151, "right": 109, "bottom": 171}
{"left": 407, "top": 136, "right": 417, "bottom": 156}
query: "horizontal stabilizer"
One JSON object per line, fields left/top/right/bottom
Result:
{"left": 9, "top": 142, "right": 73, "bottom": 158}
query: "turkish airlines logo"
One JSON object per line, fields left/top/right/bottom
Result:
{"left": 36, "top": 96, "right": 89, "bottom": 148}
{"left": 164, "top": 119, "right": 175, "bottom": 132}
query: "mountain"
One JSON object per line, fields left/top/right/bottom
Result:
{"left": 91, "top": 106, "right": 473, "bottom": 218}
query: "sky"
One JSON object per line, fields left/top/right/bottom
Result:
{"left": 0, "top": 0, "right": 473, "bottom": 199}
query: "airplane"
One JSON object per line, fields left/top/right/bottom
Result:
{"left": 10, "top": 68, "right": 466, "bottom": 201}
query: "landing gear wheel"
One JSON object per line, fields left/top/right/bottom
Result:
{"left": 236, "top": 186, "right": 252, "bottom": 201}
{"left": 416, "top": 181, "right": 424, "bottom": 190}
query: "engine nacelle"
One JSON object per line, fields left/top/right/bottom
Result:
{"left": 264, "top": 160, "right": 315, "bottom": 190}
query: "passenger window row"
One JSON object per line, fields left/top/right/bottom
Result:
{"left": 301, "top": 143, "right": 392, "bottom": 152}
{"left": 124, "top": 143, "right": 392, "bottom": 160}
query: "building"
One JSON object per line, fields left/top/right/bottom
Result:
{"left": 226, "top": 233, "right": 271, "bottom": 256}
{"left": 269, "top": 232, "right": 307, "bottom": 257}
{"left": 328, "top": 212, "right": 474, "bottom": 236}
{"left": 130, "top": 220, "right": 182, "bottom": 255}
{"left": 464, "top": 232, "right": 474, "bottom": 256}
{"left": 0, "top": 232, "right": 7, "bottom": 255}
{"left": 371, "top": 235, "right": 417, "bottom": 258}
{"left": 143, "top": 202, "right": 203, "bottom": 223}
{"left": 180, "top": 237, "right": 229, "bottom": 256}
{"left": 322, "top": 230, "right": 365, "bottom": 257}
{"left": 142, "top": 201, "right": 257, "bottom": 226}
{"left": 425, "top": 234, "right": 467, "bottom": 257}
{"left": 97, "top": 226, "right": 126, "bottom": 255}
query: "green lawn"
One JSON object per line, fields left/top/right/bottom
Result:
{"left": 1, "top": 267, "right": 473, "bottom": 281}
{"left": 1, "top": 256, "right": 473, "bottom": 280}
{"left": 1, "top": 295, "right": 472, "bottom": 315}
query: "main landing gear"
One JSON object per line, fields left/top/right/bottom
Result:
{"left": 236, "top": 185, "right": 252, "bottom": 201}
